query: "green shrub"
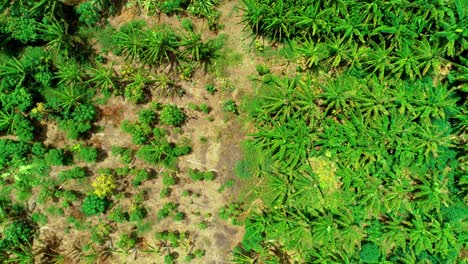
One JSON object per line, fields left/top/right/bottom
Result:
{"left": 76, "top": 146, "right": 98, "bottom": 163}
{"left": 188, "top": 169, "right": 215, "bottom": 181}
{"left": 129, "top": 206, "right": 147, "bottom": 221}
{"left": 173, "top": 212, "right": 185, "bottom": 221}
{"left": 199, "top": 103, "right": 210, "bottom": 114}
{"left": 111, "top": 146, "right": 134, "bottom": 164}
{"left": 198, "top": 221, "right": 208, "bottom": 230}
{"left": 162, "top": 173, "right": 176, "bottom": 186}
{"left": 255, "top": 64, "right": 270, "bottom": 75}
{"left": 133, "top": 169, "right": 151, "bottom": 187}
{"left": 157, "top": 202, "right": 177, "bottom": 220}
{"left": 58, "top": 167, "right": 87, "bottom": 182}
{"left": 45, "top": 149, "right": 65, "bottom": 166}
{"left": 164, "top": 254, "right": 175, "bottom": 264}
{"left": 1, "top": 221, "right": 34, "bottom": 248}
{"left": 193, "top": 249, "right": 205, "bottom": 258}
{"left": 360, "top": 243, "right": 381, "bottom": 263}
{"left": 222, "top": 99, "right": 238, "bottom": 114}
{"left": 31, "top": 212, "right": 47, "bottom": 226}
{"left": 159, "top": 104, "right": 186, "bottom": 126}
{"left": 116, "top": 234, "right": 137, "bottom": 252}
{"left": 160, "top": 187, "right": 171, "bottom": 198}
{"left": 76, "top": 2, "right": 101, "bottom": 26}
{"left": 121, "top": 120, "right": 152, "bottom": 145}
{"left": 81, "top": 195, "right": 109, "bottom": 216}
{"left": 138, "top": 109, "right": 157, "bottom": 126}
{"left": 205, "top": 84, "right": 217, "bottom": 94}
{"left": 108, "top": 206, "right": 129, "bottom": 223}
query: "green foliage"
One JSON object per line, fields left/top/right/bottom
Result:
{"left": 157, "top": 202, "right": 177, "bottom": 221}
{"left": 76, "top": 146, "right": 98, "bottom": 163}
{"left": 76, "top": 1, "right": 101, "bottom": 26}
{"left": 218, "top": 202, "right": 243, "bottom": 225}
{"left": 116, "top": 234, "right": 137, "bottom": 252}
{"left": 133, "top": 169, "right": 151, "bottom": 187}
{"left": 129, "top": 205, "right": 147, "bottom": 221}
{"left": 159, "top": 104, "right": 186, "bottom": 126}
{"left": 58, "top": 167, "right": 87, "bottom": 183}
{"left": 222, "top": 99, "right": 238, "bottom": 114}
{"left": 360, "top": 243, "right": 381, "bottom": 263}
{"left": 188, "top": 169, "right": 215, "bottom": 181}
{"left": 138, "top": 109, "right": 157, "bottom": 126}
{"left": 81, "top": 194, "right": 109, "bottom": 216}
{"left": 111, "top": 146, "right": 134, "bottom": 164}
{"left": 162, "top": 173, "right": 177, "bottom": 186}
{"left": 45, "top": 149, "right": 65, "bottom": 166}
{"left": 205, "top": 83, "right": 217, "bottom": 94}
{"left": 173, "top": 212, "right": 185, "bottom": 221}
{"left": 108, "top": 206, "right": 129, "bottom": 223}
{"left": 242, "top": 0, "right": 467, "bottom": 77}
{"left": 0, "top": 221, "right": 34, "bottom": 248}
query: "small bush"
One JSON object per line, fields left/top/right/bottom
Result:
{"left": 108, "top": 206, "right": 129, "bottom": 223}
{"left": 111, "top": 146, "right": 134, "bottom": 164}
{"left": 188, "top": 169, "right": 215, "bottom": 181}
{"left": 159, "top": 104, "right": 186, "bottom": 126}
{"left": 116, "top": 234, "right": 137, "bottom": 252}
{"left": 138, "top": 109, "right": 157, "bottom": 126}
{"left": 92, "top": 174, "right": 116, "bottom": 198}
{"left": 162, "top": 173, "right": 176, "bottom": 186}
{"left": 205, "top": 84, "right": 217, "bottom": 94}
{"left": 133, "top": 169, "right": 151, "bottom": 187}
{"left": 45, "top": 149, "right": 65, "bottom": 166}
{"left": 1, "top": 221, "right": 34, "bottom": 247}
{"left": 76, "top": 146, "right": 98, "bottom": 163}
{"left": 255, "top": 64, "right": 270, "bottom": 75}
{"left": 173, "top": 212, "right": 186, "bottom": 221}
{"left": 222, "top": 99, "right": 238, "bottom": 114}
{"left": 58, "top": 167, "right": 87, "bottom": 182}
{"left": 81, "top": 194, "right": 109, "bottom": 216}
{"left": 129, "top": 206, "right": 147, "bottom": 221}
{"left": 160, "top": 187, "right": 171, "bottom": 198}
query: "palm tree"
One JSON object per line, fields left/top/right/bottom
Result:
{"left": 414, "top": 83, "right": 459, "bottom": 120}
{"left": 0, "top": 110, "right": 14, "bottom": 134}
{"left": 85, "top": 63, "right": 116, "bottom": 94}
{"left": 292, "top": 1, "right": 330, "bottom": 39}
{"left": 38, "top": 18, "right": 72, "bottom": 56}
{"left": 241, "top": 0, "right": 267, "bottom": 36}
{"left": 140, "top": 27, "right": 178, "bottom": 66}
{"left": 363, "top": 39, "right": 394, "bottom": 80}
{"left": 319, "top": 75, "right": 361, "bottom": 115}
{"left": 261, "top": 0, "right": 294, "bottom": 42}
{"left": 255, "top": 75, "right": 299, "bottom": 123}
{"left": 356, "top": 79, "right": 392, "bottom": 124}
{"left": 55, "top": 60, "right": 83, "bottom": 87}
{"left": 415, "top": 38, "right": 446, "bottom": 76}
{"left": 47, "top": 86, "right": 86, "bottom": 114}
{"left": 408, "top": 214, "right": 436, "bottom": 255}
{"left": 412, "top": 173, "right": 451, "bottom": 215}
{"left": 252, "top": 119, "right": 311, "bottom": 170}
{"left": 391, "top": 42, "right": 422, "bottom": 80}
{"left": 297, "top": 39, "right": 329, "bottom": 69}
{"left": 0, "top": 57, "right": 26, "bottom": 88}
{"left": 113, "top": 27, "right": 143, "bottom": 62}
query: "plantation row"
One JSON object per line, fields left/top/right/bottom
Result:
{"left": 233, "top": 0, "right": 468, "bottom": 263}
{"left": 243, "top": 0, "right": 467, "bottom": 80}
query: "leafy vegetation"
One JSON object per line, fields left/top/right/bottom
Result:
{"left": 233, "top": 0, "right": 468, "bottom": 262}
{"left": 1, "top": 0, "right": 465, "bottom": 263}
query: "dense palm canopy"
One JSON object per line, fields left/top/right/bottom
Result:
{"left": 237, "top": 0, "right": 468, "bottom": 263}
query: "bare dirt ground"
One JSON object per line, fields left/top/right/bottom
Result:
{"left": 32, "top": 1, "right": 262, "bottom": 263}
